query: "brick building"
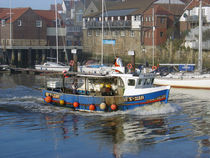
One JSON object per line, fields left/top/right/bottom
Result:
{"left": 82, "top": 0, "right": 185, "bottom": 63}
{"left": 0, "top": 7, "right": 65, "bottom": 48}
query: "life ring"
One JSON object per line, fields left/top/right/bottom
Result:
{"left": 69, "top": 60, "right": 74, "bottom": 66}
{"left": 152, "top": 66, "right": 157, "bottom": 70}
{"left": 127, "top": 63, "right": 132, "bottom": 70}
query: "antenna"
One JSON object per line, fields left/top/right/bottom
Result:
{"left": 101, "top": 0, "right": 104, "bottom": 65}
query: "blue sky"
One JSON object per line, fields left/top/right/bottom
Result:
{"left": 0, "top": 0, "right": 63, "bottom": 10}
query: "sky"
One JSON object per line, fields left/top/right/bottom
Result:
{"left": 0, "top": 0, "right": 63, "bottom": 10}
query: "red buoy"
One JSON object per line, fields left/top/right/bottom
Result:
{"left": 111, "top": 104, "right": 117, "bottom": 111}
{"left": 89, "top": 104, "right": 95, "bottom": 111}
{"left": 73, "top": 102, "right": 79, "bottom": 108}
{"left": 45, "top": 96, "right": 52, "bottom": 103}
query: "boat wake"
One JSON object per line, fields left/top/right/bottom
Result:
{"left": 126, "top": 102, "right": 181, "bottom": 116}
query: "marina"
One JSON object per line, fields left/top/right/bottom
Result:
{"left": 0, "top": 73, "right": 210, "bottom": 158}
{"left": 1, "top": 0, "right": 210, "bottom": 157}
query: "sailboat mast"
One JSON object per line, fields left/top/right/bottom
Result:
{"left": 152, "top": 7, "right": 155, "bottom": 67}
{"left": 55, "top": 0, "right": 59, "bottom": 64}
{"left": 101, "top": 0, "right": 104, "bottom": 65}
{"left": 9, "top": 0, "right": 12, "bottom": 46}
{"left": 198, "top": 0, "right": 202, "bottom": 73}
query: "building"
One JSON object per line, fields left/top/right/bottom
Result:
{"left": 82, "top": 0, "right": 185, "bottom": 63}
{"left": 62, "top": 0, "right": 84, "bottom": 46}
{"left": 180, "top": 0, "right": 210, "bottom": 50}
{"left": 0, "top": 8, "right": 47, "bottom": 48}
{"left": 0, "top": 7, "right": 66, "bottom": 48}
{"left": 180, "top": 0, "right": 210, "bottom": 32}
{"left": 0, "top": 7, "right": 67, "bottom": 67}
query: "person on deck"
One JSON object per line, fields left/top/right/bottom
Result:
{"left": 114, "top": 56, "right": 123, "bottom": 67}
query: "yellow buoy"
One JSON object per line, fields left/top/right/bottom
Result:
{"left": 105, "top": 84, "right": 111, "bottom": 88}
{"left": 60, "top": 100, "right": 65, "bottom": 105}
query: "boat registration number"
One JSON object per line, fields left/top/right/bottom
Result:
{"left": 45, "top": 92, "right": 60, "bottom": 99}
{"left": 125, "top": 96, "right": 144, "bottom": 102}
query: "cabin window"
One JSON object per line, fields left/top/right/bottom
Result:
{"left": 138, "top": 79, "right": 142, "bottom": 85}
{"left": 147, "top": 79, "right": 151, "bottom": 85}
{"left": 150, "top": 78, "right": 154, "bottom": 84}
{"left": 144, "top": 79, "right": 147, "bottom": 85}
{"left": 128, "top": 79, "right": 135, "bottom": 86}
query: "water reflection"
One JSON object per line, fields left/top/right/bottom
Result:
{"left": 83, "top": 115, "right": 169, "bottom": 157}
{"left": 43, "top": 114, "right": 79, "bottom": 140}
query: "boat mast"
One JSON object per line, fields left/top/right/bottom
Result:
{"left": 198, "top": 0, "right": 203, "bottom": 73}
{"left": 152, "top": 7, "right": 155, "bottom": 67}
{"left": 55, "top": 0, "right": 59, "bottom": 64}
{"left": 101, "top": 0, "right": 104, "bottom": 65}
{"left": 9, "top": 0, "right": 12, "bottom": 46}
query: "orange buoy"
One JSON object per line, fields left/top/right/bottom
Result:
{"left": 60, "top": 100, "right": 65, "bottom": 105}
{"left": 111, "top": 104, "right": 117, "bottom": 111}
{"left": 89, "top": 104, "right": 95, "bottom": 111}
{"left": 73, "top": 102, "right": 79, "bottom": 108}
{"left": 152, "top": 66, "right": 157, "bottom": 70}
{"left": 45, "top": 96, "right": 52, "bottom": 103}
{"left": 99, "top": 103, "right": 106, "bottom": 110}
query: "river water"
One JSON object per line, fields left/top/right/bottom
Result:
{"left": 0, "top": 73, "right": 210, "bottom": 158}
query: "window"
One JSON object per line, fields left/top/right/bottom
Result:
{"left": 17, "top": 20, "right": 22, "bottom": 26}
{"left": 138, "top": 79, "right": 142, "bottom": 85}
{"left": 88, "top": 30, "right": 92, "bottom": 36}
{"left": 112, "top": 31, "right": 117, "bottom": 36}
{"left": 1, "top": 19, "right": 5, "bottom": 26}
{"left": 96, "top": 30, "right": 100, "bottom": 36}
{"left": 130, "top": 31, "right": 134, "bottom": 37}
{"left": 150, "top": 78, "right": 154, "bottom": 84}
{"left": 145, "top": 17, "right": 148, "bottom": 22}
{"left": 160, "top": 32, "right": 163, "bottom": 37}
{"left": 104, "top": 30, "right": 108, "bottom": 35}
{"left": 128, "top": 79, "right": 135, "bottom": 86}
{"left": 160, "top": 18, "right": 165, "bottom": 24}
{"left": 149, "top": 16, "right": 151, "bottom": 22}
{"left": 36, "top": 20, "right": 42, "bottom": 27}
{"left": 121, "top": 31, "right": 125, "bottom": 36}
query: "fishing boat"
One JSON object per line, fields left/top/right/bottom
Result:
{"left": 42, "top": 71, "right": 170, "bottom": 112}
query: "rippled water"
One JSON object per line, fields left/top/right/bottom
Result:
{"left": 0, "top": 73, "right": 210, "bottom": 158}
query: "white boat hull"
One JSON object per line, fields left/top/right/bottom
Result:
{"left": 154, "top": 77, "right": 210, "bottom": 89}
{"left": 35, "top": 62, "right": 70, "bottom": 72}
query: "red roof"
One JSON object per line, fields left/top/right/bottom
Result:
{"left": 185, "top": 0, "right": 210, "bottom": 10}
{"left": 0, "top": 8, "right": 30, "bottom": 23}
{"left": 34, "top": 10, "right": 56, "bottom": 21}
